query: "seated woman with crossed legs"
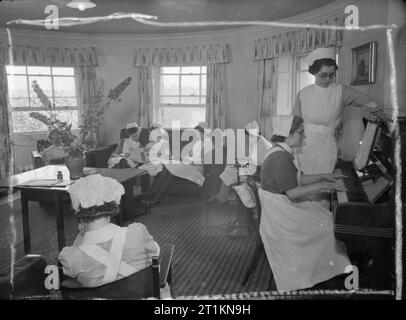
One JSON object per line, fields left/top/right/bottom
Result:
{"left": 259, "top": 115, "right": 352, "bottom": 292}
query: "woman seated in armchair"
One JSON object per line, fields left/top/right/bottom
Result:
{"left": 146, "top": 122, "right": 212, "bottom": 206}
{"left": 107, "top": 122, "right": 146, "bottom": 168}
{"left": 258, "top": 115, "right": 352, "bottom": 292}
{"left": 58, "top": 174, "right": 171, "bottom": 297}
{"left": 40, "top": 129, "right": 69, "bottom": 165}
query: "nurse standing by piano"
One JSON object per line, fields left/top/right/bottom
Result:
{"left": 292, "top": 47, "right": 383, "bottom": 174}
{"left": 259, "top": 115, "right": 351, "bottom": 292}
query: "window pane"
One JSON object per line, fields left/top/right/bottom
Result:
{"left": 298, "top": 72, "right": 314, "bottom": 91}
{"left": 201, "top": 66, "right": 206, "bottom": 74}
{"left": 201, "top": 96, "right": 206, "bottom": 104}
{"left": 161, "top": 67, "right": 180, "bottom": 74}
{"left": 27, "top": 66, "right": 51, "bottom": 75}
{"left": 160, "top": 96, "right": 179, "bottom": 104}
{"left": 10, "top": 97, "right": 29, "bottom": 108}
{"left": 6, "top": 65, "right": 26, "bottom": 74}
{"left": 53, "top": 77, "right": 76, "bottom": 96}
{"left": 181, "top": 75, "right": 199, "bottom": 95}
{"left": 12, "top": 110, "right": 79, "bottom": 133}
{"left": 161, "top": 75, "right": 179, "bottom": 95}
{"left": 181, "top": 66, "right": 201, "bottom": 74}
{"left": 278, "top": 56, "right": 290, "bottom": 73}
{"left": 29, "top": 76, "right": 53, "bottom": 97}
{"left": 201, "top": 74, "right": 206, "bottom": 94}
{"left": 52, "top": 67, "right": 74, "bottom": 75}
{"left": 54, "top": 97, "right": 77, "bottom": 107}
{"left": 159, "top": 107, "right": 205, "bottom": 128}
{"left": 180, "top": 96, "right": 200, "bottom": 104}
{"left": 12, "top": 111, "right": 49, "bottom": 133}
{"left": 299, "top": 56, "right": 309, "bottom": 70}
{"left": 7, "top": 75, "right": 29, "bottom": 97}
{"left": 30, "top": 97, "right": 51, "bottom": 108}
{"left": 277, "top": 74, "right": 291, "bottom": 115}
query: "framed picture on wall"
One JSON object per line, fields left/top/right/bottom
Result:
{"left": 351, "top": 41, "right": 377, "bottom": 85}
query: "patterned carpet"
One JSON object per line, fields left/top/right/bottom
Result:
{"left": 0, "top": 194, "right": 272, "bottom": 297}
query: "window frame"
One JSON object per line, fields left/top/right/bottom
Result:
{"left": 6, "top": 65, "right": 79, "bottom": 134}
{"left": 156, "top": 65, "right": 207, "bottom": 129}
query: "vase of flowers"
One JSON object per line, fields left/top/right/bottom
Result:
{"left": 29, "top": 76, "right": 132, "bottom": 179}
{"left": 64, "top": 149, "right": 86, "bottom": 180}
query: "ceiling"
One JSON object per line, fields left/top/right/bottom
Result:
{"left": 0, "top": 0, "right": 336, "bottom": 34}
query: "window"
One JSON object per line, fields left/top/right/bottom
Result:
{"left": 276, "top": 54, "right": 314, "bottom": 115}
{"left": 6, "top": 65, "right": 78, "bottom": 133}
{"left": 158, "top": 66, "right": 206, "bottom": 128}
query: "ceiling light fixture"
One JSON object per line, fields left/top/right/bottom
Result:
{"left": 67, "top": 0, "right": 96, "bottom": 12}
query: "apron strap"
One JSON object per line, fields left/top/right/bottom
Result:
{"left": 80, "top": 228, "right": 137, "bottom": 284}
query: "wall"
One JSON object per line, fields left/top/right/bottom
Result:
{"left": 1, "top": 0, "right": 398, "bottom": 169}
{"left": 338, "top": 0, "right": 392, "bottom": 160}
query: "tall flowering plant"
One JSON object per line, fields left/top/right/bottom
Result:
{"left": 29, "top": 77, "right": 132, "bottom": 153}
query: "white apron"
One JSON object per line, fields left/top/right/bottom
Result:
{"left": 298, "top": 83, "right": 342, "bottom": 174}
{"left": 259, "top": 146, "right": 351, "bottom": 292}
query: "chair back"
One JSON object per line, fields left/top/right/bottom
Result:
{"left": 243, "top": 175, "right": 262, "bottom": 225}
{"left": 62, "top": 265, "right": 156, "bottom": 300}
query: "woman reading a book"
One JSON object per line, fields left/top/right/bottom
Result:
{"left": 108, "top": 122, "right": 145, "bottom": 168}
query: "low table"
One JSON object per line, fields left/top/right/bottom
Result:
{"left": 0, "top": 165, "right": 150, "bottom": 254}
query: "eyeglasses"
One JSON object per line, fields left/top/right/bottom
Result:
{"left": 317, "top": 72, "right": 336, "bottom": 79}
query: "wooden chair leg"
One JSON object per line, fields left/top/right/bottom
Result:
{"left": 242, "top": 233, "right": 263, "bottom": 286}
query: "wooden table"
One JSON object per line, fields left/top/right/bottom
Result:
{"left": 0, "top": 165, "right": 150, "bottom": 254}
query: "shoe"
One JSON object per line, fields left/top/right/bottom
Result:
{"left": 225, "top": 227, "right": 250, "bottom": 237}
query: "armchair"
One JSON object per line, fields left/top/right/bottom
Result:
{"left": 61, "top": 244, "right": 175, "bottom": 299}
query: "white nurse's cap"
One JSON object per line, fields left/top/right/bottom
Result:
{"left": 68, "top": 174, "right": 125, "bottom": 211}
{"left": 272, "top": 115, "right": 294, "bottom": 137}
{"left": 126, "top": 122, "right": 138, "bottom": 129}
{"left": 245, "top": 120, "right": 259, "bottom": 136}
{"left": 307, "top": 47, "right": 336, "bottom": 67}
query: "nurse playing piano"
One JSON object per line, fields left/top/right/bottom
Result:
{"left": 292, "top": 47, "right": 383, "bottom": 174}
{"left": 259, "top": 115, "right": 351, "bottom": 292}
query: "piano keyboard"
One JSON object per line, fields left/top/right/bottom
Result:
{"left": 334, "top": 162, "right": 369, "bottom": 204}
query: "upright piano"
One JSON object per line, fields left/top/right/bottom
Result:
{"left": 331, "top": 116, "right": 395, "bottom": 289}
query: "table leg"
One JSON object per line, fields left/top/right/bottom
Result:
{"left": 53, "top": 192, "right": 66, "bottom": 252}
{"left": 21, "top": 190, "right": 31, "bottom": 254}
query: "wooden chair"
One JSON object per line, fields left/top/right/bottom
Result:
{"left": 61, "top": 244, "right": 175, "bottom": 300}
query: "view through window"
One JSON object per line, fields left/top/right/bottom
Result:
{"left": 6, "top": 65, "right": 78, "bottom": 133}
{"left": 158, "top": 66, "right": 206, "bottom": 128}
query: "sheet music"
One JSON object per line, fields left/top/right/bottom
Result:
{"left": 354, "top": 122, "right": 378, "bottom": 171}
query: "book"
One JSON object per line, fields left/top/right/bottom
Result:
{"left": 18, "top": 179, "right": 74, "bottom": 188}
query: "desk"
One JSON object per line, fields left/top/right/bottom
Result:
{"left": 0, "top": 165, "right": 149, "bottom": 254}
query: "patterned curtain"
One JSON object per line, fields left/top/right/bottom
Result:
{"left": 135, "top": 66, "right": 154, "bottom": 127}
{"left": 206, "top": 63, "right": 226, "bottom": 129}
{"left": 0, "top": 45, "right": 98, "bottom": 67}
{"left": 75, "top": 65, "right": 99, "bottom": 144}
{"left": 253, "top": 18, "right": 344, "bottom": 61}
{"left": 257, "top": 59, "right": 278, "bottom": 140}
{"left": 133, "top": 44, "right": 231, "bottom": 128}
{"left": 0, "top": 64, "right": 14, "bottom": 179}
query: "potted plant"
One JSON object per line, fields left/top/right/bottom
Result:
{"left": 29, "top": 77, "right": 132, "bottom": 179}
